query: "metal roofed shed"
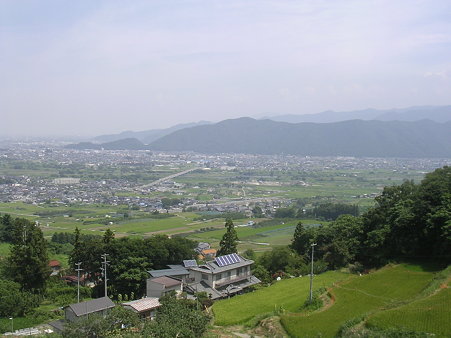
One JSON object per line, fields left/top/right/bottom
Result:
{"left": 65, "top": 297, "right": 115, "bottom": 322}
{"left": 147, "top": 267, "right": 189, "bottom": 279}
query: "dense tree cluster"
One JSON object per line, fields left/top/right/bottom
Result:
{"left": 290, "top": 166, "right": 451, "bottom": 268}
{"left": 6, "top": 218, "right": 50, "bottom": 292}
{"left": 142, "top": 293, "right": 211, "bottom": 338}
{"left": 308, "top": 202, "right": 359, "bottom": 221}
{"left": 69, "top": 229, "right": 197, "bottom": 298}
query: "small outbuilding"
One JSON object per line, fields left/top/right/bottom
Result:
{"left": 65, "top": 296, "right": 115, "bottom": 322}
{"left": 122, "top": 297, "right": 161, "bottom": 319}
{"left": 146, "top": 276, "right": 183, "bottom": 298}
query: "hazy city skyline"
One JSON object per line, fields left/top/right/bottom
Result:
{"left": 1, "top": 0, "right": 451, "bottom": 138}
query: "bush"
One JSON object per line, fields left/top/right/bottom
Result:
{"left": 301, "top": 287, "right": 326, "bottom": 312}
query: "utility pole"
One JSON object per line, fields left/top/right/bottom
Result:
{"left": 309, "top": 243, "right": 317, "bottom": 303}
{"left": 75, "top": 262, "right": 82, "bottom": 303}
{"left": 101, "top": 253, "right": 110, "bottom": 298}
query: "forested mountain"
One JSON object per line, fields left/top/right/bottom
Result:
{"left": 266, "top": 105, "right": 451, "bottom": 124}
{"left": 65, "top": 138, "right": 146, "bottom": 150}
{"left": 149, "top": 118, "right": 451, "bottom": 157}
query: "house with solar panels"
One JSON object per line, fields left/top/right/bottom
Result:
{"left": 185, "top": 253, "right": 261, "bottom": 299}
{"left": 146, "top": 254, "right": 260, "bottom": 300}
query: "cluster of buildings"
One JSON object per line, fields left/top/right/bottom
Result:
{"left": 49, "top": 253, "right": 260, "bottom": 333}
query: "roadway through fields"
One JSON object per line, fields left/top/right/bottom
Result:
{"left": 138, "top": 167, "right": 200, "bottom": 189}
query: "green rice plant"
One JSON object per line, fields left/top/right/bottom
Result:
{"left": 212, "top": 271, "right": 349, "bottom": 326}
{"left": 280, "top": 265, "right": 433, "bottom": 337}
{"left": 366, "top": 285, "right": 451, "bottom": 337}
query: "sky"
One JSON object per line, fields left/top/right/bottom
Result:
{"left": 1, "top": 0, "right": 451, "bottom": 138}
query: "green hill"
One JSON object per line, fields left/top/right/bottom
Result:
{"left": 150, "top": 118, "right": 451, "bottom": 157}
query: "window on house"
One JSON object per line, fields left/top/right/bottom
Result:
{"left": 201, "top": 273, "right": 208, "bottom": 281}
{"left": 215, "top": 274, "right": 221, "bottom": 281}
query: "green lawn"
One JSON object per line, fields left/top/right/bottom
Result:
{"left": 212, "top": 270, "right": 350, "bottom": 326}
{"left": 280, "top": 264, "right": 435, "bottom": 337}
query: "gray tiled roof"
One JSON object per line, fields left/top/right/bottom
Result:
{"left": 186, "top": 281, "right": 223, "bottom": 299}
{"left": 150, "top": 276, "right": 182, "bottom": 287}
{"left": 67, "top": 296, "right": 115, "bottom": 317}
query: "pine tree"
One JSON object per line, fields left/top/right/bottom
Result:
{"left": 291, "top": 221, "right": 310, "bottom": 255}
{"left": 69, "top": 227, "right": 83, "bottom": 269}
{"left": 103, "top": 228, "right": 115, "bottom": 244}
{"left": 7, "top": 218, "right": 50, "bottom": 292}
{"left": 217, "top": 219, "right": 238, "bottom": 256}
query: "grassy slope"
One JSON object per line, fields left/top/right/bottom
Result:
{"left": 280, "top": 264, "right": 435, "bottom": 337}
{"left": 212, "top": 270, "right": 349, "bottom": 326}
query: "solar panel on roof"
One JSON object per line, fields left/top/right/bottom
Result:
{"left": 183, "top": 260, "right": 198, "bottom": 268}
{"left": 215, "top": 253, "right": 241, "bottom": 267}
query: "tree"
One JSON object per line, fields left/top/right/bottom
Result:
{"left": 291, "top": 221, "right": 313, "bottom": 256}
{"left": 142, "top": 296, "right": 210, "bottom": 338}
{"left": 0, "top": 214, "right": 14, "bottom": 242}
{"left": 69, "top": 227, "right": 83, "bottom": 269}
{"left": 0, "top": 279, "right": 40, "bottom": 316}
{"left": 103, "top": 229, "right": 115, "bottom": 244}
{"left": 274, "top": 207, "right": 296, "bottom": 218}
{"left": 217, "top": 219, "right": 238, "bottom": 256}
{"left": 252, "top": 205, "right": 263, "bottom": 218}
{"left": 7, "top": 217, "right": 50, "bottom": 292}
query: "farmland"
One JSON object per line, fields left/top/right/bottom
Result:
{"left": 211, "top": 264, "right": 451, "bottom": 337}
{"left": 212, "top": 270, "right": 349, "bottom": 326}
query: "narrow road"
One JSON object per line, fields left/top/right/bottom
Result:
{"left": 139, "top": 167, "right": 199, "bottom": 189}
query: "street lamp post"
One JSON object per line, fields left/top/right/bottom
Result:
{"left": 9, "top": 317, "right": 13, "bottom": 333}
{"left": 309, "top": 243, "right": 317, "bottom": 303}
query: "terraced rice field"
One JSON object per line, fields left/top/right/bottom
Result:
{"left": 212, "top": 270, "right": 350, "bottom": 326}
{"left": 366, "top": 280, "right": 451, "bottom": 337}
{"left": 280, "top": 264, "right": 438, "bottom": 337}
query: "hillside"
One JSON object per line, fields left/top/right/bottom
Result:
{"left": 149, "top": 118, "right": 451, "bottom": 157}
{"left": 266, "top": 105, "right": 451, "bottom": 124}
{"left": 65, "top": 138, "right": 146, "bottom": 150}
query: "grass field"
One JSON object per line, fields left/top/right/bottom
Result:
{"left": 212, "top": 270, "right": 350, "bottom": 326}
{"left": 280, "top": 264, "right": 439, "bottom": 337}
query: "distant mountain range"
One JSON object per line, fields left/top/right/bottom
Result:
{"left": 264, "top": 105, "right": 451, "bottom": 124}
{"left": 66, "top": 106, "right": 451, "bottom": 157}
{"left": 148, "top": 118, "right": 451, "bottom": 157}
{"left": 67, "top": 117, "right": 451, "bottom": 158}
{"left": 93, "top": 121, "right": 210, "bottom": 144}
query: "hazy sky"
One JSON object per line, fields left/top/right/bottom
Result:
{"left": 1, "top": 0, "right": 451, "bottom": 138}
